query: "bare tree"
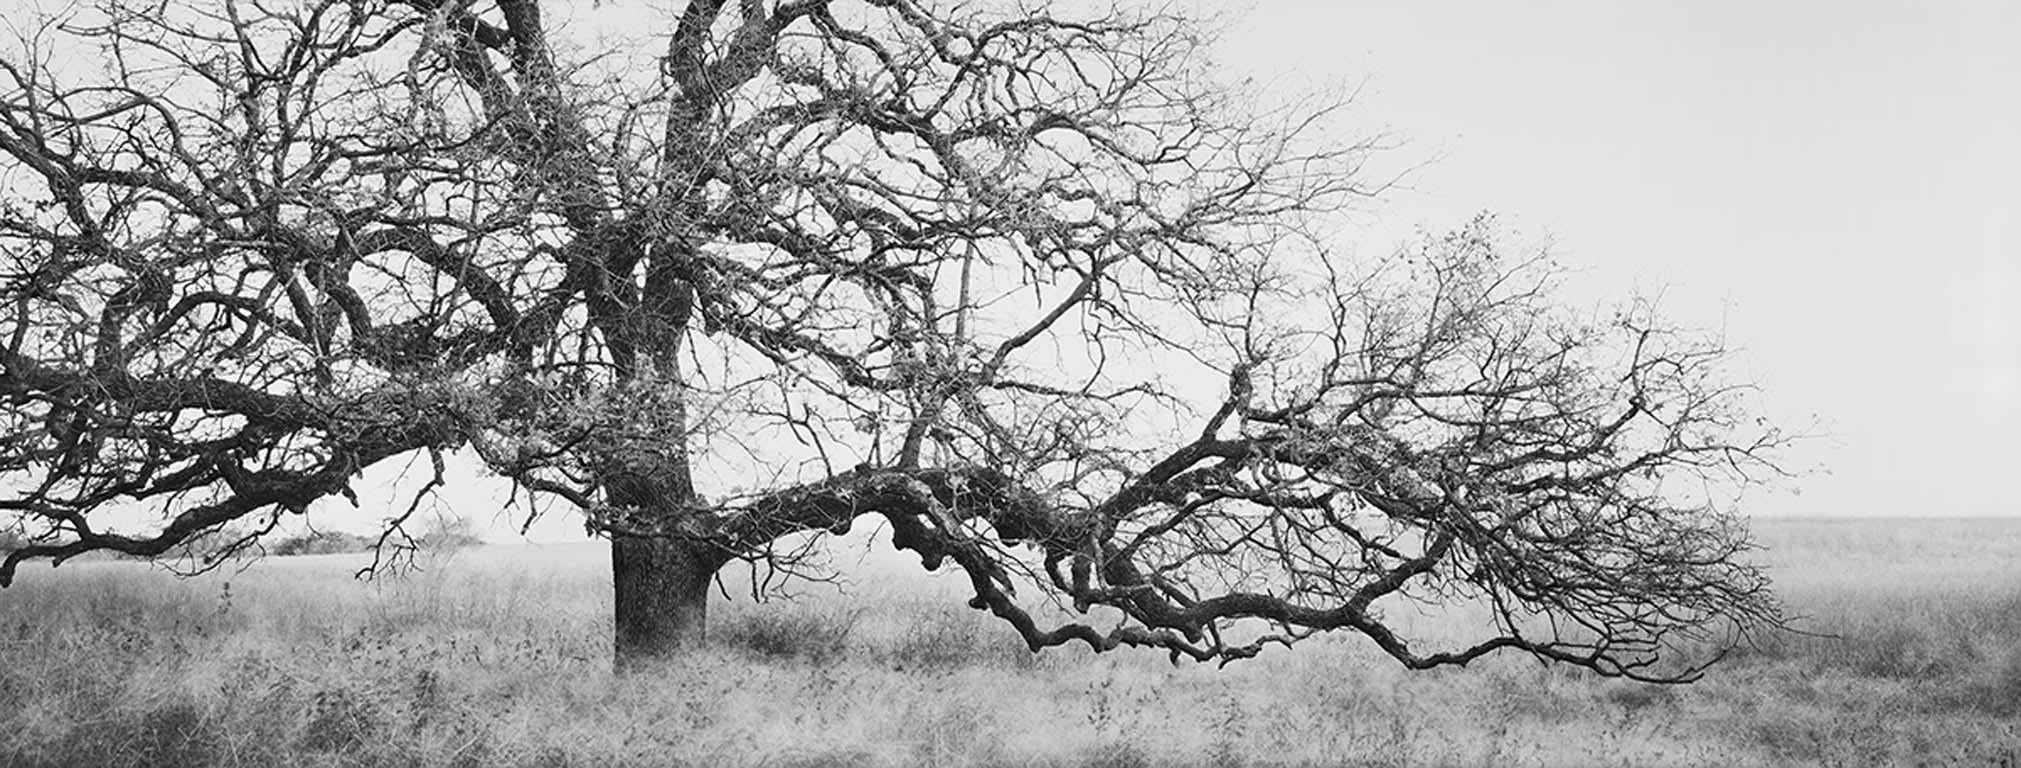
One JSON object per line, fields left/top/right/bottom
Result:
{"left": 0, "top": 0, "right": 1794, "bottom": 678}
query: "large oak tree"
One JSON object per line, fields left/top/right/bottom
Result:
{"left": 0, "top": 0, "right": 1793, "bottom": 678}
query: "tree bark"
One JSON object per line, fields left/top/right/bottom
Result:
{"left": 611, "top": 532, "right": 722, "bottom": 670}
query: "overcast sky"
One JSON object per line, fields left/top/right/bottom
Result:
{"left": 1199, "top": 1, "right": 2017, "bottom": 518}
{"left": 469, "top": 0, "right": 2021, "bottom": 539}
{"left": 70, "top": 0, "right": 2000, "bottom": 542}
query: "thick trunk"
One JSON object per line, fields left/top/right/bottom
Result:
{"left": 611, "top": 533, "right": 722, "bottom": 670}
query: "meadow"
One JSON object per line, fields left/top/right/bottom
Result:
{"left": 1, "top": 517, "right": 2018, "bottom": 767}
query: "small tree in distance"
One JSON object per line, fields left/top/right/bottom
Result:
{"left": 0, "top": 0, "right": 1797, "bottom": 679}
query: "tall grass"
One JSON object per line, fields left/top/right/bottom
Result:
{"left": 1, "top": 519, "right": 2018, "bottom": 767}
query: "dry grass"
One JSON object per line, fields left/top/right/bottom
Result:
{"left": 2, "top": 519, "right": 2019, "bottom": 767}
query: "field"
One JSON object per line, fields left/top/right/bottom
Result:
{"left": 2, "top": 517, "right": 2018, "bottom": 767}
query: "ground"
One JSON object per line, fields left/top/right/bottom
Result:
{"left": 1, "top": 517, "right": 2017, "bottom": 767}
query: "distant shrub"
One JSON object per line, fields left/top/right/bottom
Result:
{"left": 265, "top": 516, "right": 482, "bottom": 559}
{"left": 418, "top": 515, "right": 486, "bottom": 553}
{"left": 270, "top": 530, "right": 375, "bottom": 557}
{"left": 170, "top": 526, "right": 262, "bottom": 563}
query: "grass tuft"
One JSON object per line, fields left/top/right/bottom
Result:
{"left": 132, "top": 701, "right": 217, "bottom": 768}
{"left": 880, "top": 605, "right": 1041, "bottom": 671}
{"left": 300, "top": 684, "right": 387, "bottom": 754}
{"left": 713, "top": 603, "right": 860, "bottom": 663}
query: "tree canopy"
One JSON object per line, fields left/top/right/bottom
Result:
{"left": 0, "top": 0, "right": 1795, "bottom": 679}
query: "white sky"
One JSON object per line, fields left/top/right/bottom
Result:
{"left": 1208, "top": 1, "right": 2020, "bottom": 518}
{"left": 380, "top": 0, "right": 2021, "bottom": 541}
{"left": 21, "top": 1, "right": 2008, "bottom": 544}
{"left": 421, "top": 0, "right": 2014, "bottom": 542}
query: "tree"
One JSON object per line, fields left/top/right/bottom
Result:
{"left": 0, "top": 0, "right": 1795, "bottom": 679}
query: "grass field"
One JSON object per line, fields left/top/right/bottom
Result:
{"left": 2, "top": 517, "right": 2018, "bottom": 767}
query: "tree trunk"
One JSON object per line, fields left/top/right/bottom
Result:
{"left": 611, "top": 533, "right": 721, "bottom": 670}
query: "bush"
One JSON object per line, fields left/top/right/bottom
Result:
{"left": 270, "top": 531, "right": 375, "bottom": 557}
{"left": 419, "top": 515, "right": 486, "bottom": 553}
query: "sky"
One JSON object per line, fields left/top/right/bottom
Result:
{"left": 10, "top": 0, "right": 2010, "bottom": 546}
{"left": 1205, "top": 1, "right": 2020, "bottom": 518}
{"left": 356, "top": 0, "right": 2020, "bottom": 540}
